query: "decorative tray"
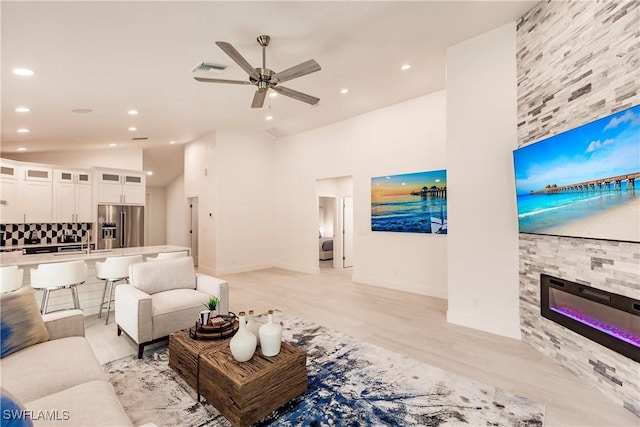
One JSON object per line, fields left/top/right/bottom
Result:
{"left": 189, "top": 314, "right": 238, "bottom": 340}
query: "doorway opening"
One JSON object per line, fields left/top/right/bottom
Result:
{"left": 189, "top": 197, "right": 199, "bottom": 267}
{"left": 316, "top": 176, "right": 353, "bottom": 270}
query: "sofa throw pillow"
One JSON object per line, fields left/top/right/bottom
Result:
{"left": 0, "top": 386, "right": 34, "bottom": 427}
{"left": 129, "top": 256, "right": 196, "bottom": 295}
{"left": 0, "top": 287, "right": 49, "bottom": 358}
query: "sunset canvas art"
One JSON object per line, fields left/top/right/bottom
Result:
{"left": 371, "top": 170, "right": 447, "bottom": 234}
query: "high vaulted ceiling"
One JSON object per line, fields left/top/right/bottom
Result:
{"left": 1, "top": 1, "right": 536, "bottom": 186}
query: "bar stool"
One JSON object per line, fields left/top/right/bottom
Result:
{"left": 95, "top": 255, "right": 142, "bottom": 324}
{"left": 30, "top": 260, "right": 88, "bottom": 314}
{"left": 145, "top": 251, "right": 189, "bottom": 262}
{"left": 0, "top": 265, "right": 24, "bottom": 293}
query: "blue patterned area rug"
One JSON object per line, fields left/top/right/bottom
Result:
{"left": 103, "top": 313, "right": 545, "bottom": 426}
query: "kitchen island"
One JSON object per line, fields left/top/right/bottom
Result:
{"left": 1, "top": 245, "right": 191, "bottom": 316}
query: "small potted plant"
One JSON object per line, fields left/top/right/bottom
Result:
{"left": 203, "top": 296, "right": 220, "bottom": 316}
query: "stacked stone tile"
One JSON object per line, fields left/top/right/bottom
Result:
{"left": 516, "top": 0, "right": 640, "bottom": 416}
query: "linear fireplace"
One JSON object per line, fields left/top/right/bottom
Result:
{"left": 540, "top": 274, "right": 640, "bottom": 363}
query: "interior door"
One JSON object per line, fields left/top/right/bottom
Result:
{"left": 343, "top": 197, "right": 354, "bottom": 268}
{"left": 190, "top": 197, "right": 199, "bottom": 267}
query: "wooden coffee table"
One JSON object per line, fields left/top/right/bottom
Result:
{"left": 168, "top": 329, "right": 229, "bottom": 400}
{"left": 199, "top": 341, "right": 307, "bottom": 427}
{"left": 169, "top": 329, "right": 307, "bottom": 427}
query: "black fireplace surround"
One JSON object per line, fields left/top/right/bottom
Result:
{"left": 540, "top": 274, "right": 640, "bottom": 363}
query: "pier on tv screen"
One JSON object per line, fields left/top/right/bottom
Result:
{"left": 513, "top": 104, "right": 639, "bottom": 243}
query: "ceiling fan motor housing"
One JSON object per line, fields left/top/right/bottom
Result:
{"left": 196, "top": 34, "right": 320, "bottom": 108}
{"left": 257, "top": 35, "right": 271, "bottom": 47}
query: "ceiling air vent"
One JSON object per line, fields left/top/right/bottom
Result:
{"left": 192, "top": 62, "right": 227, "bottom": 73}
{"left": 132, "top": 137, "right": 148, "bottom": 141}
{"left": 265, "top": 128, "right": 287, "bottom": 137}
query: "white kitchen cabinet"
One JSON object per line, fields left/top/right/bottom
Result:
{"left": 21, "top": 166, "right": 53, "bottom": 223}
{"left": 96, "top": 170, "right": 145, "bottom": 205}
{"left": 22, "top": 181, "right": 53, "bottom": 223}
{"left": 53, "top": 169, "right": 93, "bottom": 222}
{"left": 1, "top": 162, "right": 54, "bottom": 224}
{"left": 0, "top": 161, "right": 23, "bottom": 224}
{"left": 0, "top": 178, "right": 23, "bottom": 223}
{"left": 55, "top": 169, "right": 92, "bottom": 185}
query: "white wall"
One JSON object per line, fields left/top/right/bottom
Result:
{"left": 4, "top": 148, "right": 143, "bottom": 170}
{"left": 146, "top": 186, "right": 166, "bottom": 245}
{"left": 165, "top": 173, "right": 189, "bottom": 248}
{"left": 446, "top": 22, "right": 521, "bottom": 338}
{"left": 184, "top": 133, "right": 217, "bottom": 274}
{"left": 274, "top": 91, "right": 448, "bottom": 298}
{"left": 213, "top": 130, "right": 276, "bottom": 274}
{"left": 182, "top": 130, "right": 275, "bottom": 275}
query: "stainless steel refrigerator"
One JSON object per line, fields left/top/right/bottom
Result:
{"left": 97, "top": 205, "right": 144, "bottom": 249}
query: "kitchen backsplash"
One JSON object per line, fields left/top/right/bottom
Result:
{"left": 0, "top": 223, "right": 92, "bottom": 246}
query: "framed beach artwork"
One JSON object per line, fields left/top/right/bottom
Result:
{"left": 513, "top": 104, "right": 640, "bottom": 243}
{"left": 371, "top": 170, "right": 447, "bottom": 234}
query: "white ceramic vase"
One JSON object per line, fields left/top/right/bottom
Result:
{"left": 259, "top": 310, "right": 282, "bottom": 357}
{"left": 229, "top": 311, "right": 257, "bottom": 362}
{"left": 246, "top": 310, "right": 261, "bottom": 346}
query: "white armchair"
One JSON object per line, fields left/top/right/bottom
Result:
{"left": 114, "top": 256, "right": 229, "bottom": 358}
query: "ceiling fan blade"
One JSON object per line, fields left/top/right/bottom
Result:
{"left": 274, "top": 59, "right": 321, "bottom": 84}
{"left": 272, "top": 86, "right": 320, "bottom": 105}
{"left": 251, "top": 89, "right": 267, "bottom": 108}
{"left": 194, "top": 76, "right": 252, "bottom": 85}
{"left": 215, "top": 41, "right": 260, "bottom": 81}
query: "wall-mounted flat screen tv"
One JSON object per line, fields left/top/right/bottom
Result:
{"left": 513, "top": 104, "right": 639, "bottom": 243}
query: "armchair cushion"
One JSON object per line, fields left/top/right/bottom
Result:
{"left": 0, "top": 287, "right": 49, "bottom": 358}
{"left": 151, "top": 289, "right": 210, "bottom": 339}
{"left": 129, "top": 257, "right": 196, "bottom": 295}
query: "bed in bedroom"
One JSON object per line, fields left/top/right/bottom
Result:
{"left": 319, "top": 236, "right": 333, "bottom": 260}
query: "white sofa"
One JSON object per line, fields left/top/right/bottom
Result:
{"left": 0, "top": 310, "right": 132, "bottom": 426}
{"left": 115, "top": 256, "right": 229, "bottom": 358}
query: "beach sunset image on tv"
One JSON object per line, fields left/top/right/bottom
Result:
{"left": 513, "top": 104, "right": 640, "bottom": 242}
{"left": 371, "top": 170, "right": 447, "bottom": 234}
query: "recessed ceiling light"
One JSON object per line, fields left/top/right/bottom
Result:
{"left": 269, "top": 92, "right": 277, "bottom": 98}
{"left": 128, "top": 127, "right": 137, "bottom": 131}
{"left": 12, "top": 68, "right": 34, "bottom": 76}
{"left": 169, "top": 140, "right": 176, "bottom": 145}
{"left": 16, "top": 147, "right": 27, "bottom": 152}
{"left": 266, "top": 115, "right": 273, "bottom": 121}
{"left": 109, "top": 143, "right": 117, "bottom": 147}
{"left": 15, "top": 107, "right": 30, "bottom": 113}
{"left": 401, "top": 64, "right": 411, "bottom": 71}
{"left": 17, "top": 128, "right": 30, "bottom": 133}
{"left": 128, "top": 109, "right": 139, "bottom": 115}
{"left": 72, "top": 108, "right": 92, "bottom": 114}
{"left": 146, "top": 171, "right": 153, "bottom": 176}
{"left": 340, "top": 88, "right": 349, "bottom": 94}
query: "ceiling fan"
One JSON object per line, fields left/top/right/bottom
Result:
{"left": 195, "top": 35, "right": 321, "bottom": 109}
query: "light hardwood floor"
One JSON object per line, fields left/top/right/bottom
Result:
{"left": 86, "top": 265, "right": 639, "bottom": 427}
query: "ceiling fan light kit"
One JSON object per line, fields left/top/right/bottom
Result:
{"left": 194, "top": 35, "right": 321, "bottom": 109}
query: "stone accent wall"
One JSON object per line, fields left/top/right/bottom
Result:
{"left": 516, "top": 0, "right": 640, "bottom": 416}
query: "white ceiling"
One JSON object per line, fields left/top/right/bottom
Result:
{"left": 1, "top": 1, "right": 536, "bottom": 186}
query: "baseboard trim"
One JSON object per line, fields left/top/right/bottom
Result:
{"left": 352, "top": 273, "right": 447, "bottom": 299}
